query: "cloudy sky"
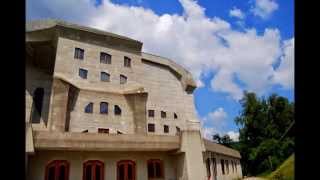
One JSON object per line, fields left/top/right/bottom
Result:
{"left": 27, "top": 0, "right": 294, "bottom": 141}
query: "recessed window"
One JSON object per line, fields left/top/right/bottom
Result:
{"left": 161, "top": 111, "right": 166, "bottom": 118}
{"left": 148, "top": 123, "right": 155, "bottom": 132}
{"left": 98, "top": 128, "right": 109, "bottom": 134}
{"left": 221, "top": 159, "right": 225, "bottom": 175}
{"left": 82, "top": 130, "right": 88, "bottom": 133}
{"left": 114, "top": 105, "right": 122, "bottom": 115}
{"left": 32, "top": 88, "right": 44, "bottom": 124}
{"left": 79, "top": 68, "right": 88, "bottom": 79}
{"left": 74, "top": 48, "right": 84, "bottom": 60}
{"left": 45, "top": 160, "right": 69, "bottom": 180}
{"left": 100, "top": 102, "right": 108, "bottom": 114}
{"left": 164, "top": 125, "right": 169, "bottom": 133}
{"left": 206, "top": 158, "right": 211, "bottom": 178}
{"left": 176, "top": 126, "right": 181, "bottom": 135}
{"left": 117, "top": 131, "right": 123, "bottom": 134}
{"left": 101, "top": 72, "right": 110, "bottom": 82}
{"left": 85, "top": 102, "right": 93, "bottom": 113}
{"left": 120, "top": 74, "right": 127, "bottom": 84}
{"left": 117, "top": 160, "right": 135, "bottom": 180}
{"left": 124, "top": 56, "right": 131, "bottom": 67}
{"left": 148, "top": 110, "right": 155, "bottom": 117}
{"left": 226, "top": 160, "right": 229, "bottom": 174}
{"left": 147, "top": 159, "right": 164, "bottom": 179}
{"left": 174, "top": 113, "right": 178, "bottom": 119}
{"left": 83, "top": 160, "right": 104, "bottom": 180}
{"left": 100, "top": 52, "right": 111, "bottom": 64}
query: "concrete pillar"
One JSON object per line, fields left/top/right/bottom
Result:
{"left": 125, "top": 93, "right": 148, "bottom": 134}
{"left": 49, "top": 79, "right": 70, "bottom": 132}
{"left": 178, "top": 130, "right": 206, "bottom": 180}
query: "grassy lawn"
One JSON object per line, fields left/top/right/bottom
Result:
{"left": 266, "top": 154, "right": 294, "bottom": 180}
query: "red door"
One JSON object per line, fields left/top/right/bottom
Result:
{"left": 117, "top": 160, "right": 136, "bottom": 180}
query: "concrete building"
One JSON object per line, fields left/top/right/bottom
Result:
{"left": 26, "top": 19, "right": 242, "bottom": 180}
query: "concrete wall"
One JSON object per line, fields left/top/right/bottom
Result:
{"left": 54, "top": 37, "right": 199, "bottom": 135}
{"left": 203, "top": 152, "right": 242, "bottom": 180}
{"left": 27, "top": 151, "right": 178, "bottom": 180}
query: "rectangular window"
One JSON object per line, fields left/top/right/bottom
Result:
{"left": 221, "top": 159, "right": 225, "bottom": 175}
{"left": 100, "top": 52, "right": 111, "bottom": 64}
{"left": 74, "top": 48, "right": 84, "bottom": 60}
{"left": 161, "top": 111, "right": 166, "bottom": 118}
{"left": 148, "top": 123, "right": 155, "bottom": 132}
{"left": 120, "top": 75, "right": 127, "bottom": 84}
{"left": 176, "top": 126, "right": 181, "bottom": 135}
{"left": 100, "top": 102, "right": 108, "bottom": 114}
{"left": 101, "top": 72, "right": 110, "bottom": 82}
{"left": 226, "top": 160, "right": 229, "bottom": 174}
{"left": 174, "top": 113, "right": 178, "bottom": 119}
{"left": 164, "top": 125, "right": 169, "bottom": 133}
{"left": 148, "top": 110, "right": 155, "bottom": 117}
{"left": 98, "top": 128, "right": 109, "bottom": 134}
{"left": 79, "top": 68, "right": 88, "bottom": 79}
{"left": 124, "top": 56, "right": 131, "bottom": 67}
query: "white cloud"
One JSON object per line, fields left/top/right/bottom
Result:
{"left": 207, "top": 107, "right": 228, "bottom": 123}
{"left": 229, "top": 7, "right": 245, "bottom": 19}
{"left": 251, "top": 0, "right": 279, "bottom": 19}
{"left": 272, "top": 38, "right": 294, "bottom": 89}
{"left": 27, "top": 0, "right": 293, "bottom": 100}
{"left": 227, "top": 131, "right": 239, "bottom": 141}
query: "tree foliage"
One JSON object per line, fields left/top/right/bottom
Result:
{"left": 233, "top": 92, "right": 294, "bottom": 175}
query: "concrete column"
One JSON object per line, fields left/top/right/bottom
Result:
{"left": 178, "top": 130, "right": 206, "bottom": 180}
{"left": 49, "top": 79, "right": 70, "bottom": 132}
{"left": 125, "top": 93, "right": 148, "bottom": 134}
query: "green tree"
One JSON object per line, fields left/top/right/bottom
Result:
{"left": 234, "top": 92, "right": 294, "bottom": 176}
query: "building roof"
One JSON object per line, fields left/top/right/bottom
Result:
{"left": 26, "top": 19, "right": 142, "bottom": 44}
{"left": 203, "top": 139, "right": 241, "bottom": 159}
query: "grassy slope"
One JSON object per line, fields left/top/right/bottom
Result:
{"left": 267, "top": 154, "right": 294, "bottom": 180}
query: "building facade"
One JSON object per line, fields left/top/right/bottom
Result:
{"left": 26, "top": 19, "right": 242, "bottom": 180}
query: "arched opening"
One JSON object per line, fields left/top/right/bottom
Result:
{"left": 114, "top": 105, "right": 122, "bottom": 115}
{"left": 117, "top": 160, "right": 135, "bottom": 180}
{"left": 83, "top": 160, "right": 104, "bottom": 180}
{"left": 31, "top": 87, "right": 44, "bottom": 123}
{"left": 45, "top": 160, "right": 69, "bottom": 180}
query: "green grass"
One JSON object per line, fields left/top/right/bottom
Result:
{"left": 267, "top": 154, "right": 294, "bottom": 180}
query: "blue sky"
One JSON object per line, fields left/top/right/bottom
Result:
{"left": 27, "top": 0, "right": 294, "bottom": 140}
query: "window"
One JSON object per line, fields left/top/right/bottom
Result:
{"left": 120, "top": 75, "right": 127, "bottom": 84}
{"left": 85, "top": 103, "right": 93, "bottom": 113}
{"left": 174, "top": 113, "right": 178, "bottom": 119}
{"left": 31, "top": 88, "right": 44, "bottom": 123}
{"left": 164, "top": 125, "right": 169, "bottom": 133}
{"left": 211, "top": 158, "right": 217, "bottom": 178}
{"left": 82, "top": 130, "right": 89, "bottom": 133}
{"left": 98, "top": 128, "right": 109, "bottom": 134}
{"left": 124, "top": 56, "right": 131, "bottom": 67}
{"left": 176, "top": 126, "right": 181, "bottom": 135}
{"left": 114, "top": 105, "right": 122, "bottom": 115}
{"left": 161, "top": 111, "right": 166, "bottom": 118}
{"left": 101, "top": 72, "right": 110, "bottom": 82}
{"left": 100, "top": 52, "right": 111, "bottom": 64}
{"left": 147, "top": 159, "right": 164, "bottom": 179}
{"left": 117, "top": 160, "right": 135, "bottom": 180}
{"left": 206, "top": 158, "right": 211, "bottom": 178}
{"left": 45, "top": 160, "right": 69, "bottom": 180}
{"left": 225, "top": 160, "right": 229, "bottom": 174}
{"left": 148, "top": 123, "right": 155, "bottom": 132}
{"left": 74, "top": 48, "right": 84, "bottom": 60}
{"left": 79, "top": 68, "right": 88, "bottom": 79}
{"left": 221, "top": 159, "right": 225, "bottom": 175}
{"left": 83, "top": 160, "right": 104, "bottom": 180}
{"left": 148, "top": 110, "right": 155, "bottom": 117}
{"left": 100, "top": 102, "right": 108, "bottom": 114}
{"left": 117, "top": 131, "right": 123, "bottom": 134}
{"left": 231, "top": 161, "right": 234, "bottom": 173}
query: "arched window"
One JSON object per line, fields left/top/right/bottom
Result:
{"left": 117, "top": 160, "right": 135, "bottom": 180}
{"left": 83, "top": 160, "right": 104, "bottom": 180}
{"left": 147, "top": 159, "right": 164, "bottom": 179}
{"left": 100, "top": 52, "right": 111, "bottom": 64}
{"left": 45, "top": 160, "right": 69, "bottom": 180}
{"left": 31, "top": 87, "right": 44, "bottom": 123}
{"left": 114, "top": 105, "right": 122, "bottom": 115}
{"left": 101, "top": 72, "right": 110, "bottom": 82}
{"left": 100, "top": 102, "right": 108, "bottom": 114}
{"left": 120, "top": 75, "right": 127, "bottom": 84}
{"left": 174, "top": 113, "right": 178, "bottom": 119}
{"left": 124, "top": 57, "right": 131, "bottom": 67}
{"left": 85, "top": 103, "right": 93, "bottom": 113}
